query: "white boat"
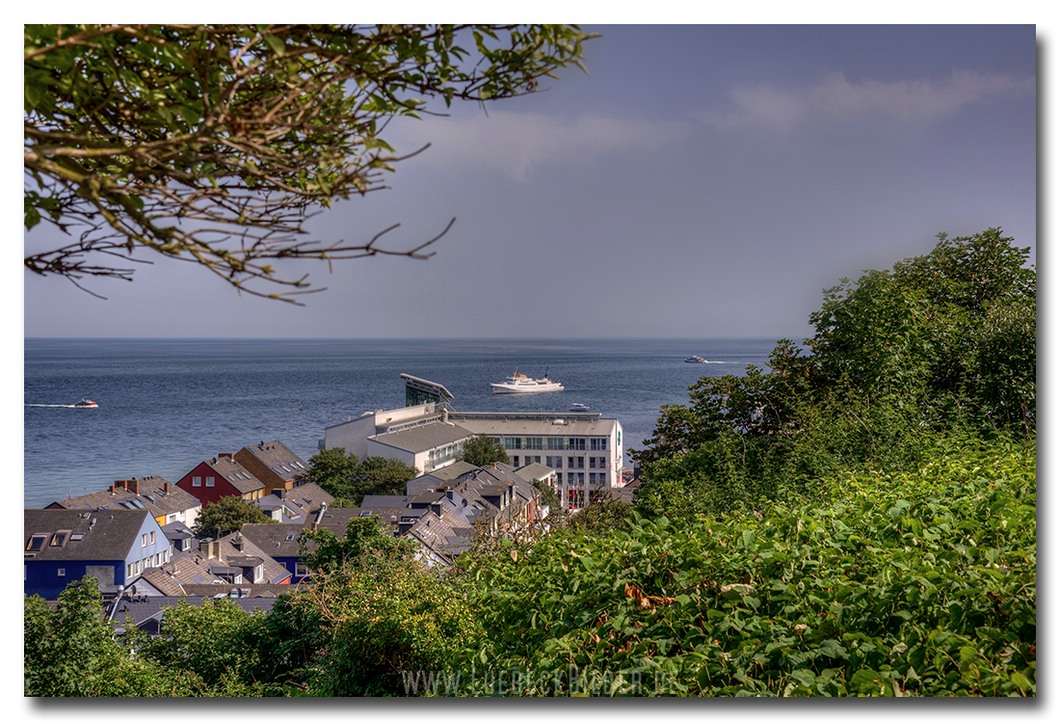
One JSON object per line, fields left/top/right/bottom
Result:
{"left": 684, "top": 355, "right": 709, "bottom": 364}
{"left": 490, "top": 370, "right": 564, "bottom": 394}
{"left": 569, "top": 403, "right": 591, "bottom": 412}
{"left": 74, "top": 399, "right": 99, "bottom": 408}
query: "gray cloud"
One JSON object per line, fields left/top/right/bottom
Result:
{"left": 392, "top": 110, "right": 691, "bottom": 180}
{"left": 695, "top": 71, "right": 1034, "bottom": 132}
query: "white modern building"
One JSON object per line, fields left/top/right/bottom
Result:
{"left": 320, "top": 375, "right": 625, "bottom": 509}
{"left": 448, "top": 411, "right": 623, "bottom": 509}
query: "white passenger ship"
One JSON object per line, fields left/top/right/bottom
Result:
{"left": 490, "top": 370, "right": 564, "bottom": 394}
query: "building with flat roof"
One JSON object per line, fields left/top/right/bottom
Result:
{"left": 449, "top": 411, "right": 623, "bottom": 509}
{"left": 321, "top": 375, "right": 625, "bottom": 509}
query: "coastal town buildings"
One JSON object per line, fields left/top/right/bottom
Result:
{"left": 48, "top": 476, "right": 201, "bottom": 530}
{"left": 24, "top": 509, "right": 171, "bottom": 600}
{"left": 321, "top": 374, "right": 624, "bottom": 509}
{"left": 177, "top": 453, "right": 266, "bottom": 505}
{"left": 235, "top": 440, "right": 311, "bottom": 494}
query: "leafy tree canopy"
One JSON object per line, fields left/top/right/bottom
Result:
{"left": 24, "top": 24, "right": 591, "bottom": 301}
{"left": 25, "top": 577, "right": 201, "bottom": 696}
{"left": 632, "top": 229, "right": 1035, "bottom": 520}
{"left": 461, "top": 434, "right": 509, "bottom": 467}
{"left": 307, "top": 447, "right": 416, "bottom": 504}
{"left": 193, "top": 494, "right": 274, "bottom": 538}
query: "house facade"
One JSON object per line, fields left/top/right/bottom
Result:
{"left": 176, "top": 453, "right": 266, "bottom": 505}
{"left": 235, "top": 440, "right": 310, "bottom": 494}
{"left": 24, "top": 509, "right": 171, "bottom": 600}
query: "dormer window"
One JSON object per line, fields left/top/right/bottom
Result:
{"left": 50, "top": 530, "right": 72, "bottom": 547}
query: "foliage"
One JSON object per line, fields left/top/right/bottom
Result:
{"left": 563, "top": 496, "right": 636, "bottom": 533}
{"left": 632, "top": 229, "right": 1035, "bottom": 521}
{"left": 532, "top": 479, "right": 561, "bottom": 519}
{"left": 450, "top": 437, "right": 1035, "bottom": 696}
{"left": 141, "top": 597, "right": 272, "bottom": 694}
{"left": 192, "top": 494, "right": 274, "bottom": 538}
{"left": 300, "top": 515, "right": 416, "bottom": 574}
{"left": 24, "top": 24, "right": 591, "bottom": 301}
{"left": 307, "top": 448, "right": 417, "bottom": 504}
{"left": 291, "top": 518, "right": 482, "bottom": 695}
{"left": 24, "top": 577, "right": 199, "bottom": 696}
{"left": 461, "top": 434, "right": 510, "bottom": 466}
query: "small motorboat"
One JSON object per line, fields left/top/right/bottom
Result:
{"left": 74, "top": 399, "right": 99, "bottom": 408}
{"left": 684, "top": 355, "right": 709, "bottom": 364}
{"left": 569, "top": 403, "right": 591, "bottom": 412}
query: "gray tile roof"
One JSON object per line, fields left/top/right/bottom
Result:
{"left": 24, "top": 509, "right": 154, "bottom": 561}
{"left": 450, "top": 412, "right": 620, "bottom": 437}
{"left": 205, "top": 455, "right": 264, "bottom": 494}
{"left": 369, "top": 422, "right": 474, "bottom": 453}
{"left": 359, "top": 495, "right": 409, "bottom": 509}
{"left": 239, "top": 522, "right": 305, "bottom": 557}
{"left": 515, "top": 463, "right": 556, "bottom": 483}
{"left": 48, "top": 477, "right": 199, "bottom": 518}
{"left": 135, "top": 567, "right": 184, "bottom": 597}
{"left": 236, "top": 440, "right": 310, "bottom": 488}
{"left": 280, "top": 482, "right": 334, "bottom": 513}
{"left": 109, "top": 595, "right": 279, "bottom": 634}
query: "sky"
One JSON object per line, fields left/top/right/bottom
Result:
{"left": 18, "top": 21, "right": 1038, "bottom": 341}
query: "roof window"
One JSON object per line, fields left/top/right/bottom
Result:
{"left": 26, "top": 534, "right": 48, "bottom": 552}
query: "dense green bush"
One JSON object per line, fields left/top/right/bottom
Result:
{"left": 450, "top": 437, "right": 1035, "bottom": 696}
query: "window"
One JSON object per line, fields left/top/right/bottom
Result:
{"left": 546, "top": 438, "right": 565, "bottom": 451}
{"left": 192, "top": 476, "right": 202, "bottom": 487}
{"left": 205, "top": 476, "right": 215, "bottom": 487}
{"left": 295, "top": 562, "right": 309, "bottom": 577}
{"left": 149, "top": 531, "right": 155, "bottom": 545}
{"left": 568, "top": 438, "right": 586, "bottom": 451}
{"left": 591, "top": 438, "right": 608, "bottom": 451}
{"left": 50, "top": 530, "right": 71, "bottom": 547}
{"left": 57, "top": 568, "right": 65, "bottom": 577}
{"left": 127, "top": 563, "right": 134, "bottom": 577}
{"left": 141, "top": 533, "right": 148, "bottom": 547}
{"left": 504, "top": 437, "right": 522, "bottom": 450}
{"left": 525, "top": 437, "right": 543, "bottom": 450}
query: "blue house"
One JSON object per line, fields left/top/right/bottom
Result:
{"left": 24, "top": 509, "right": 172, "bottom": 600}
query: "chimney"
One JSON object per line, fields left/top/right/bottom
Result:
{"left": 233, "top": 532, "right": 243, "bottom": 550}
{"left": 431, "top": 502, "right": 442, "bottom": 518}
{"left": 163, "top": 482, "right": 171, "bottom": 494}
{"left": 109, "top": 485, "right": 115, "bottom": 495}
{"left": 311, "top": 502, "right": 327, "bottom": 531}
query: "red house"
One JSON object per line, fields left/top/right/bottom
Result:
{"left": 176, "top": 453, "right": 265, "bottom": 506}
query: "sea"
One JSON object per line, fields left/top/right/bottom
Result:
{"left": 23, "top": 337, "right": 779, "bottom": 509}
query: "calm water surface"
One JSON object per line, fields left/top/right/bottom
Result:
{"left": 24, "top": 338, "right": 778, "bottom": 507}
